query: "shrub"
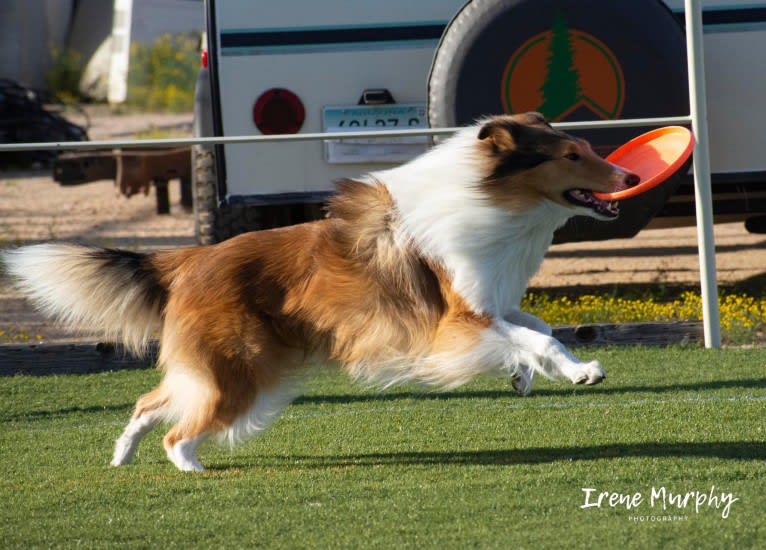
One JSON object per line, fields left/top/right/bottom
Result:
{"left": 127, "top": 32, "right": 200, "bottom": 112}
{"left": 521, "top": 291, "right": 766, "bottom": 345}
{"left": 46, "top": 46, "right": 84, "bottom": 103}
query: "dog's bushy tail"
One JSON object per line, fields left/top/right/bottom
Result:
{"left": 2, "top": 244, "right": 179, "bottom": 354}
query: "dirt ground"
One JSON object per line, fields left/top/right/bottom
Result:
{"left": 2, "top": 109, "right": 766, "bottom": 344}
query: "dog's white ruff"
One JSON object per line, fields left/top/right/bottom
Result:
{"left": 375, "top": 125, "right": 573, "bottom": 317}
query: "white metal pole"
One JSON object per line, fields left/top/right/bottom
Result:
{"left": 0, "top": 116, "right": 694, "bottom": 153}
{"left": 685, "top": 0, "right": 721, "bottom": 348}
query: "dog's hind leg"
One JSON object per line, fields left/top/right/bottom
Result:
{"left": 222, "top": 380, "right": 298, "bottom": 445}
{"left": 156, "top": 364, "right": 296, "bottom": 472}
{"left": 160, "top": 386, "right": 297, "bottom": 472}
{"left": 111, "top": 386, "right": 168, "bottom": 466}
{"left": 159, "top": 372, "right": 220, "bottom": 472}
{"left": 164, "top": 428, "right": 210, "bottom": 472}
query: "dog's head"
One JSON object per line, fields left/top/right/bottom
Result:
{"left": 475, "top": 112, "right": 639, "bottom": 220}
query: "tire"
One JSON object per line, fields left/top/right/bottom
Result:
{"left": 428, "top": 0, "right": 689, "bottom": 243}
{"left": 192, "top": 144, "right": 222, "bottom": 245}
{"left": 192, "top": 144, "right": 274, "bottom": 244}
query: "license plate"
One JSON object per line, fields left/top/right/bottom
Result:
{"left": 322, "top": 103, "right": 428, "bottom": 164}
{"left": 323, "top": 104, "right": 427, "bottom": 130}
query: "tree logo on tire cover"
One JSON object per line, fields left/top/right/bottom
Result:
{"left": 501, "top": 12, "right": 625, "bottom": 122}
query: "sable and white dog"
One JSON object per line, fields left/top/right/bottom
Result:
{"left": 3, "top": 112, "right": 639, "bottom": 471}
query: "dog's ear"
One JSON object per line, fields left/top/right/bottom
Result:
{"left": 478, "top": 119, "right": 517, "bottom": 153}
{"left": 524, "top": 112, "right": 551, "bottom": 128}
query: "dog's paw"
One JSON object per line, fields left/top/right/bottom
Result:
{"left": 569, "top": 360, "right": 606, "bottom": 385}
{"left": 511, "top": 371, "right": 534, "bottom": 396}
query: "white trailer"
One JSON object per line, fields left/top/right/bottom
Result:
{"left": 193, "top": 0, "right": 766, "bottom": 244}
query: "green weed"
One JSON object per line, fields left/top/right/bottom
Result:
{"left": 127, "top": 33, "right": 200, "bottom": 112}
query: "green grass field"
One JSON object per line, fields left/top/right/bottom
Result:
{"left": 1, "top": 346, "right": 764, "bottom": 549}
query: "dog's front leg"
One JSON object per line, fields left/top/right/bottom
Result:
{"left": 510, "top": 363, "right": 535, "bottom": 396}
{"left": 494, "top": 320, "right": 605, "bottom": 385}
{"left": 503, "top": 308, "right": 552, "bottom": 336}
{"left": 501, "top": 309, "right": 539, "bottom": 395}
{"left": 502, "top": 310, "right": 552, "bottom": 395}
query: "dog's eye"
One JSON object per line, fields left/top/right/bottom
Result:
{"left": 564, "top": 152, "right": 580, "bottom": 161}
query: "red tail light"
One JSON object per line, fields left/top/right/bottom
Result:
{"left": 253, "top": 88, "right": 305, "bottom": 135}
{"left": 201, "top": 49, "right": 208, "bottom": 69}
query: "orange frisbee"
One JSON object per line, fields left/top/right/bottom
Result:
{"left": 593, "top": 126, "right": 695, "bottom": 200}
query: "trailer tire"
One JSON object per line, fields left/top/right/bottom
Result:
{"left": 428, "top": 0, "right": 688, "bottom": 243}
{"left": 192, "top": 144, "right": 271, "bottom": 244}
{"left": 192, "top": 144, "right": 219, "bottom": 244}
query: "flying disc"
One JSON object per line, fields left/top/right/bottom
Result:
{"left": 593, "top": 126, "right": 695, "bottom": 200}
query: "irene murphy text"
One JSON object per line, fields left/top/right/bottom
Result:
{"left": 580, "top": 486, "right": 738, "bottom": 519}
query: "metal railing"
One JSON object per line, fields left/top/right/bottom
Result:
{"left": 0, "top": 0, "right": 720, "bottom": 347}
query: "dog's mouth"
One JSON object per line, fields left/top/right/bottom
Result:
{"left": 563, "top": 189, "right": 619, "bottom": 219}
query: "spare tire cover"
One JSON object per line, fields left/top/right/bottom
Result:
{"left": 429, "top": 0, "right": 688, "bottom": 242}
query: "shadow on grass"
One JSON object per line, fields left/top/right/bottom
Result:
{"left": 223, "top": 442, "right": 765, "bottom": 471}
{"left": 4, "top": 379, "right": 763, "bottom": 423}
{"left": 537, "top": 377, "right": 766, "bottom": 397}
{"left": 294, "top": 377, "right": 766, "bottom": 406}
{"left": 0, "top": 403, "right": 133, "bottom": 422}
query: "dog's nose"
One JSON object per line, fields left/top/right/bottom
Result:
{"left": 624, "top": 172, "right": 640, "bottom": 188}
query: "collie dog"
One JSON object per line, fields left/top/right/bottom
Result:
{"left": 4, "top": 113, "right": 638, "bottom": 471}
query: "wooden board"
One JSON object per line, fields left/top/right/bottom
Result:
{"left": 0, "top": 342, "right": 158, "bottom": 376}
{"left": 0, "top": 321, "right": 704, "bottom": 376}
